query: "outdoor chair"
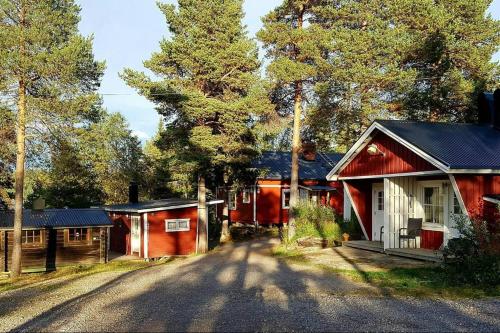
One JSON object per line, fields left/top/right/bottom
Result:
{"left": 399, "top": 218, "right": 423, "bottom": 248}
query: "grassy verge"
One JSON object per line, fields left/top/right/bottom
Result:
{"left": 0, "top": 258, "right": 174, "bottom": 293}
{"left": 273, "top": 245, "right": 500, "bottom": 298}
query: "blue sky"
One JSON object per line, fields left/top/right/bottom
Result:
{"left": 77, "top": 0, "right": 500, "bottom": 141}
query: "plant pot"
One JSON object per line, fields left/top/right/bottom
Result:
{"left": 342, "top": 233, "right": 350, "bottom": 242}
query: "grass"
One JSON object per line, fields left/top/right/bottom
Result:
{"left": 273, "top": 244, "right": 500, "bottom": 299}
{"left": 0, "top": 258, "right": 175, "bottom": 293}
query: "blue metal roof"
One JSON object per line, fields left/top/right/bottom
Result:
{"left": 104, "top": 198, "right": 197, "bottom": 213}
{"left": 376, "top": 120, "right": 500, "bottom": 170}
{"left": 0, "top": 209, "right": 112, "bottom": 229}
{"left": 254, "top": 151, "right": 343, "bottom": 180}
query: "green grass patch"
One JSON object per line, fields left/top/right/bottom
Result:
{"left": 274, "top": 246, "right": 500, "bottom": 298}
{"left": 0, "top": 258, "right": 175, "bottom": 293}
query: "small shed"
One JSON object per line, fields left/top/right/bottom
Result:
{"left": 0, "top": 209, "right": 112, "bottom": 272}
{"left": 105, "top": 198, "right": 223, "bottom": 258}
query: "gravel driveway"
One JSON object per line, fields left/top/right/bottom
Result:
{"left": 1, "top": 238, "right": 499, "bottom": 332}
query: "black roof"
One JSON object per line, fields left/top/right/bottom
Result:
{"left": 0, "top": 209, "right": 112, "bottom": 229}
{"left": 104, "top": 198, "right": 198, "bottom": 213}
{"left": 254, "top": 151, "right": 343, "bottom": 180}
{"left": 376, "top": 120, "right": 500, "bottom": 170}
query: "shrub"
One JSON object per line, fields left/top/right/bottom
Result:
{"left": 443, "top": 214, "right": 500, "bottom": 285}
{"left": 291, "top": 201, "right": 342, "bottom": 246}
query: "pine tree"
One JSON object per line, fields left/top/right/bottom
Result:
{"left": 0, "top": 0, "right": 104, "bottom": 277}
{"left": 258, "top": 0, "right": 330, "bottom": 239}
{"left": 122, "top": 0, "right": 273, "bottom": 252}
{"left": 395, "top": 0, "right": 500, "bottom": 121}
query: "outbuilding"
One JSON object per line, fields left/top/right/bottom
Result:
{"left": 0, "top": 208, "right": 112, "bottom": 272}
{"left": 105, "top": 197, "right": 223, "bottom": 258}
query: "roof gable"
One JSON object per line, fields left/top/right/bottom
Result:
{"left": 339, "top": 131, "right": 438, "bottom": 178}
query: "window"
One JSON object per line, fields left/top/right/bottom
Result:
{"left": 228, "top": 191, "right": 237, "bottom": 210}
{"left": 282, "top": 189, "right": 291, "bottom": 209}
{"left": 453, "top": 193, "right": 462, "bottom": 215}
{"left": 423, "top": 187, "right": 443, "bottom": 224}
{"left": 299, "top": 188, "right": 309, "bottom": 201}
{"left": 377, "top": 191, "right": 384, "bottom": 211}
{"left": 242, "top": 189, "right": 251, "bottom": 204}
{"left": 165, "top": 219, "right": 190, "bottom": 232}
{"left": 22, "top": 230, "right": 42, "bottom": 245}
{"left": 68, "top": 228, "right": 89, "bottom": 242}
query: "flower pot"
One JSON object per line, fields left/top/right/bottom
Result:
{"left": 342, "top": 233, "right": 350, "bottom": 242}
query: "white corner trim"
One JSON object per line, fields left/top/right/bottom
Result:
{"left": 339, "top": 170, "right": 444, "bottom": 180}
{"left": 327, "top": 122, "right": 450, "bottom": 180}
{"left": 448, "top": 169, "right": 500, "bottom": 174}
{"left": 449, "top": 174, "right": 469, "bottom": 218}
{"left": 144, "top": 213, "right": 149, "bottom": 259}
{"left": 342, "top": 181, "right": 369, "bottom": 240}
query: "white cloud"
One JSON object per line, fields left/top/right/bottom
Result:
{"left": 132, "top": 130, "right": 150, "bottom": 141}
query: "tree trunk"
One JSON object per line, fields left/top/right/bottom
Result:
{"left": 11, "top": 79, "right": 27, "bottom": 278}
{"left": 11, "top": 3, "right": 27, "bottom": 279}
{"left": 197, "top": 175, "right": 208, "bottom": 253}
{"left": 288, "top": 81, "right": 303, "bottom": 241}
{"left": 220, "top": 187, "right": 230, "bottom": 243}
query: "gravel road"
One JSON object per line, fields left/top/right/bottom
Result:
{"left": 0, "top": 238, "right": 499, "bottom": 332}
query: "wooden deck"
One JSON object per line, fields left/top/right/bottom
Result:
{"left": 342, "top": 240, "right": 384, "bottom": 253}
{"left": 343, "top": 241, "right": 443, "bottom": 262}
{"left": 385, "top": 248, "right": 443, "bottom": 263}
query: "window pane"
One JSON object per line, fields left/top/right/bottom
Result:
{"left": 167, "top": 222, "right": 177, "bottom": 230}
{"left": 178, "top": 220, "right": 188, "bottom": 229}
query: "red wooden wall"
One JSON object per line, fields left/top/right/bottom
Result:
{"left": 340, "top": 131, "right": 438, "bottom": 178}
{"left": 420, "top": 230, "right": 444, "bottom": 250}
{"left": 454, "top": 175, "right": 500, "bottom": 219}
{"left": 146, "top": 207, "right": 198, "bottom": 257}
{"left": 344, "top": 180, "right": 373, "bottom": 240}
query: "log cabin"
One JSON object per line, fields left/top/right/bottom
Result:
{"left": 327, "top": 90, "right": 500, "bottom": 253}
{"left": 0, "top": 208, "right": 112, "bottom": 272}
{"left": 217, "top": 148, "right": 345, "bottom": 226}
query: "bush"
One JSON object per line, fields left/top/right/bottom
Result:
{"left": 291, "top": 201, "right": 342, "bottom": 246}
{"left": 443, "top": 214, "right": 500, "bottom": 285}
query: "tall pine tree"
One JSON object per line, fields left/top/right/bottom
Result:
{"left": 0, "top": 0, "right": 104, "bottom": 277}
{"left": 122, "top": 0, "right": 273, "bottom": 252}
{"left": 258, "top": 0, "right": 330, "bottom": 239}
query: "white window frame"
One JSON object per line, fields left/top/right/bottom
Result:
{"left": 228, "top": 191, "right": 237, "bottom": 210}
{"left": 419, "top": 180, "right": 446, "bottom": 230}
{"left": 165, "top": 218, "right": 190, "bottom": 232}
{"left": 282, "top": 189, "right": 291, "bottom": 209}
{"left": 242, "top": 189, "right": 251, "bottom": 204}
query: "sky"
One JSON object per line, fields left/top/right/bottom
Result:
{"left": 77, "top": 0, "right": 500, "bottom": 142}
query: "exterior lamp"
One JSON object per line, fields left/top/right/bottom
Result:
{"left": 367, "top": 144, "right": 385, "bottom": 156}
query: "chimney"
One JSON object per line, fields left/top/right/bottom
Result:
{"left": 493, "top": 89, "right": 500, "bottom": 130}
{"left": 129, "top": 182, "right": 139, "bottom": 204}
{"left": 33, "top": 197, "right": 45, "bottom": 211}
{"left": 301, "top": 142, "right": 317, "bottom": 161}
{"left": 478, "top": 92, "right": 494, "bottom": 124}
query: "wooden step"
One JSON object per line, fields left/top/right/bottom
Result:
{"left": 342, "top": 241, "right": 384, "bottom": 253}
{"left": 385, "top": 248, "right": 443, "bottom": 263}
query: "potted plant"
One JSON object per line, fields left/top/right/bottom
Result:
{"left": 342, "top": 232, "right": 350, "bottom": 242}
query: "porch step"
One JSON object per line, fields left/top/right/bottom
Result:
{"left": 385, "top": 248, "right": 443, "bottom": 263}
{"left": 343, "top": 240, "right": 384, "bottom": 253}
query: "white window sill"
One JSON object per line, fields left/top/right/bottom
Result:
{"left": 422, "top": 223, "right": 444, "bottom": 232}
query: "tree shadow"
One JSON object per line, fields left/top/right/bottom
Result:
{"left": 8, "top": 238, "right": 500, "bottom": 332}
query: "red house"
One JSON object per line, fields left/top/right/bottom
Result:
{"left": 105, "top": 187, "right": 222, "bottom": 258}
{"left": 327, "top": 93, "right": 500, "bottom": 251}
{"left": 218, "top": 149, "right": 345, "bottom": 226}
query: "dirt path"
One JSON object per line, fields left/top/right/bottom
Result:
{"left": 0, "top": 238, "right": 499, "bottom": 332}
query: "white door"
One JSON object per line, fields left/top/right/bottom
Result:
{"left": 372, "top": 184, "right": 385, "bottom": 242}
{"left": 131, "top": 214, "right": 141, "bottom": 253}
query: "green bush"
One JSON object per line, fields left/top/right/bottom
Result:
{"left": 443, "top": 214, "right": 500, "bottom": 285}
{"left": 291, "top": 201, "right": 342, "bottom": 246}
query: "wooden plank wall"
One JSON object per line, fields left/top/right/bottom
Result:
{"left": 0, "top": 227, "right": 108, "bottom": 272}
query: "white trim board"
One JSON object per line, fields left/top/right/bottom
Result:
{"left": 143, "top": 213, "right": 149, "bottom": 259}
{"left": 105, "top": 200, "right": 224, "bottom": 214}
{"left": 339, "top": 170, "right": 444, "bottom": 180}
{"left": 484, "top": 196, "right": 500, "bottom": 204}
{"left": 342, "top": 181, "right": 369, "bottom": 240}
